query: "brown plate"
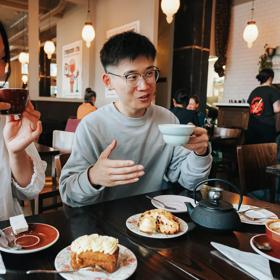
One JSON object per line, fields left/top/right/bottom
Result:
{"left": 0, "top": 223, "right": 59, "bottom": 254}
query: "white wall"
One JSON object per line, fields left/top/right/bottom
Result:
{"left": 223, "top": 0, "right": 280, "bottom": 102}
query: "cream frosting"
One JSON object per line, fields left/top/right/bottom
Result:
{"left": 139, "top": 216, "right": 157, "bottom": 233}
{"left": 71, "top": 234, "right": 118, "bottom": 255}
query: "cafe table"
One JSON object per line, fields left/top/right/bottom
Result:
{"left": 1, "top": 184, "right": 280, "bottom": 280}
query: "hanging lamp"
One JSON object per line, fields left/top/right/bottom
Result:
{"left": 81, "top": 0, "right": 95, "bottom": 47}
{"left": 21, "top": 74, "right": 28, "bottom": 84}
{"left": 161, "top": 0, "right": 180, "bottom": 24}
{"left": 44, "top": 5, "right": 56, "bottom": 59}
{"left": 243, "top": 0, "right": 259, "bottom": 48}
{"left": 19, "top": 15, "right": 29, "bottom": 64}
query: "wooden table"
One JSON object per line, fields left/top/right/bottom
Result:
{"left": 1, "top": 185, "right": 280, "bottom": 279}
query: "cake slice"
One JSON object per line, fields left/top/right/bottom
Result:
{"left": 70, "top": 234, "right": 119, "bottom": 273}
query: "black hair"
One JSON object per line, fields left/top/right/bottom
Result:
{"left": 84, "top": 87, "right": 96, "bottom": 104}
{"left": 189, "top": 95, "right": 200, "bottom": 105}
{"left": 0, "top": 21, "right": 11, "bottom": 85}
{"left": 173, "top": 89, "right": 190, "bottom": 107}
{"left": 100, "top": 31, "right": 156, "bottom": 71}
{"left": 256, "top": 68, "right": 274, "bottom": 84}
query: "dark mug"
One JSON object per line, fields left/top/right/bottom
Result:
{"left": 0, "top": 88, "right": 29, "bottom": 115}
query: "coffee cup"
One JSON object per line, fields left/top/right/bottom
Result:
{"left": 0, "top": 88, "right": 28, "bottom": 115}
{"left": 265, "top": 219, "right": 280, "bottom": 249}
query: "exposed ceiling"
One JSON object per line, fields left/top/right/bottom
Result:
{"left": 0, "top": 0, "right": 78, "bottom": 61}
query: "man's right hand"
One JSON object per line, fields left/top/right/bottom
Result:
{"left": 88, "top": 139, "right": 145, "bottom": 187}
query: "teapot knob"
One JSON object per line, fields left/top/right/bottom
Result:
{"left": 208, "top": 187, "right": 223, "bottom": 205}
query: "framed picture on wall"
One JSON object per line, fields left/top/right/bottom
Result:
{"left": 62, "top": 40, "right": 83, "bottom": 98}
{"left": 105, "top": 21, "right": 140, "bottom": 99}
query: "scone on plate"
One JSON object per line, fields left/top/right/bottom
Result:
{"left": 70, "top": 234, "right": 119, "bottom": 273}
{"left": 138, "top": 209, "right": 180, "bottom": 234}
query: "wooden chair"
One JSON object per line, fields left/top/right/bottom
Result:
{"left": 210, "top": 127, "right": 243, "bottom": 181}
{"left": 37, "top": 153, "right": 70, "bottom": 214}
{"left": 65, "top": 118, "right": 80, "bottom": 132}
{"left": 236, "top": 143, "right": 277, "bottom": 202}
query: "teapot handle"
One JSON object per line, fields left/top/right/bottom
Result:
{"left": 193, "top": 178, "right": 243, "bottom": 210}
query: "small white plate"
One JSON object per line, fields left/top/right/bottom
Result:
{"left": 150, "top": 195, "right": 196, "bottom": 213}
{"left": 233, "top": 204, "right": 278, "bottom": 225}
{"left": 55, "top": 244, "right": 137, "bottom": 280}
{"left": 126, "top": 213, "right": 188, "bottom": 239}
{"left": 0, "top": 223, "right": 59, "bottom": 254}
{"left": 250, "top": 234, "right": 280, "bottom": 263}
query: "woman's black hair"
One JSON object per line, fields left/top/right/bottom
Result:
{"left": 0, "top": 21, "right": 11, "bottom": 85}
{"left": 256, "top": 68, "right": 274, "bottom": 84}
{"left": 84, "top": 87, "right": 96, "bottom": 104}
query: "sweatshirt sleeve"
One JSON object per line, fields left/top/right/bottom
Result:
{"left": 12, "top": 143, "right": 47, "bottom": 200}
{"left": 165, "top": 145, "right": 212, "bottom": 190}
{"left": 59, "top": 122, "right": 105, "bottom": 207}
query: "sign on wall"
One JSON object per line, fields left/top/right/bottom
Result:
{"left": 62, "top": 40, "right": 82, "bottom": 98}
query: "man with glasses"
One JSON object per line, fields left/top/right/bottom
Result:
{"left": 60, "top": 31, "right": 212, "bottom": 207}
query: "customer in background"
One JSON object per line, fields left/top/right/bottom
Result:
{"left": 246, "top": 68, "right": 280, "bottom": 144}
{"left": 170, "top": 89, "right": 199, "bottom": 125}
{"left": 77, "top": 87, "right": 97, "bottom": 119}
{"left": 187, "top": 95, "right": 205, "bottom": 127}
{"left": 0, "top": 21, "right": 46, "bottom": 221}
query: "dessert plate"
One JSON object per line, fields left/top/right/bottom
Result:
{"left": 0, "top": 223, "right": 59, "bottom": 254}
{"left": 55, "top": 244, "right": 137, "bottom": 280}
{"left": 126, "top": 213, "right": 188, "bottom": 239}
{"left": 150, "top": 195, "right": 195, "bottom": 213}
{"left": 233, "top": 204, "right": 278, "bottom": 225}
{"left": 250, "top": 234, "right": 280, "bottom": 263}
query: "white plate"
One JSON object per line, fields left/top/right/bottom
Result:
{"left": 250, "top": 234, "right": 280, "bottom": 264}
{"left": 151, "top": 195, "right": 196, "bottom": 213}
{"left": 0, "top": 223, "right": 59, "bottom": 254}
{"left": 126, "top": 213, "right": 188, "bottom": 239}
{"left": 55, "top": 244, "right": 137, "bottom": 280}
{"left": 233, "top": 204, "right": 278, "bottom": 225}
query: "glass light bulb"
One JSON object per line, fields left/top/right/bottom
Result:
{"left": 82, "top": 22, "right": 95, "bottom": 48}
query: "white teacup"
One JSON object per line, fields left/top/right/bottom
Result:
{"left": 158, "top": 124, "right": 195, "bottom": 146}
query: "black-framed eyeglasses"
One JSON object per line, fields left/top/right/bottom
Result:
{"left": 107, "top": 66, "right": 160, "bottom": 87}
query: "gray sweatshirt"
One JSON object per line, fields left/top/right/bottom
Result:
{"left": 59, "top": 103, "right": 212, "bottom": 207}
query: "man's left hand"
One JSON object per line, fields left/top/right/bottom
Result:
{"left": 185, "top": 127, "right": 209, "bottom": 156}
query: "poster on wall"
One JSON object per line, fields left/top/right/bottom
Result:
{"left": 62, "top": 40, "right": 82, "bottom": 98}
{"left": 105, "top": 21, "right": 140, "bottom": 99}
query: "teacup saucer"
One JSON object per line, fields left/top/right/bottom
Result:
{"left": 250, "top": 234, "right": 280, "bottom": 263}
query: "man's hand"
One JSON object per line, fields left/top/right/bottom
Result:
{"left": 89, "top": 139, "right": 145, "bottom": 187}
{"left": 185, "top": 127, "right": 209, "bottom": 155}
{"left": 3, "top": 101, "right": 42, "bottom": 154}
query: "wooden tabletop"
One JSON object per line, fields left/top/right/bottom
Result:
{"left": 1, "top": 185, "right": 280, "bottom": 279}
{"left": 34, "top": 143, "right": 60, "bottom": 156}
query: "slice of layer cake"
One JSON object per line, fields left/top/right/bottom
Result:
{"left": 138, "top": 209, "right": 180, "bottom": 234}
{"left": 70, "top": 234, "right": 119, "bottom": 273}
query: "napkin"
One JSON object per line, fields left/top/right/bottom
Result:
{"left": 0, "top": 252, "right": 6, "bottom": 274}
{"left": 211, "top": 242, "right": 273, "bottom": 280}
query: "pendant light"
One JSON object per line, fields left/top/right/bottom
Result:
{"left": 161, "top": 0, "right": 180, "bottom": 24}
{"left": 21, "top": 74, "right": 28, "bottom": 84}
{"left": 81, "top": 0, "right": 95, "bottom": 47}
{"left": 19, "top": 15, "right": 29, "bottom": 64}
{"left": 44, "top": 4, "right": 56, "bottom": 59}
{"left": 243, "top": 0, "right": 259, "bottom": 48}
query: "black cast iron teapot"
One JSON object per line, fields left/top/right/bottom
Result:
{"left": 185, "top": 178, "right": 243, "bottom": 231}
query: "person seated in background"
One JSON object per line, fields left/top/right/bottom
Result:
{"left": 60, "top": 31, "right": 212, "bottom": 207}
{"left": 170, "top": 89, "right": 199, "bottom": 125}
{"left": 246, "top": 68, "right": 280, "bottom": 144}
{"left": 187, "top": 95, "right": 206, "bottom": 127}
{"left": 0, "top": 21, "right": 46, "bottom": 221}
{"left": 77, "top": 87, "right": 97, "bottom": 119}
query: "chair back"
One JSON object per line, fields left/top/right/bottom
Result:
{"left": 236, "top": 143, "right": 277, "bottom": 199}
{"left": 52, "top": 130, "right": 74, "bottom": 153}
{"left": 213, "top": 127, "right": 242, "bottom": 140}
{"left": 54, "top": 153, "right": 71, "bottom": 180}
{"left": 65, "top": 118, "right": 80, "bottom": 132}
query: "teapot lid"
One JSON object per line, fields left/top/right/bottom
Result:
{"left": 199, "top": 199, "right": 234, "bottom": 211}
